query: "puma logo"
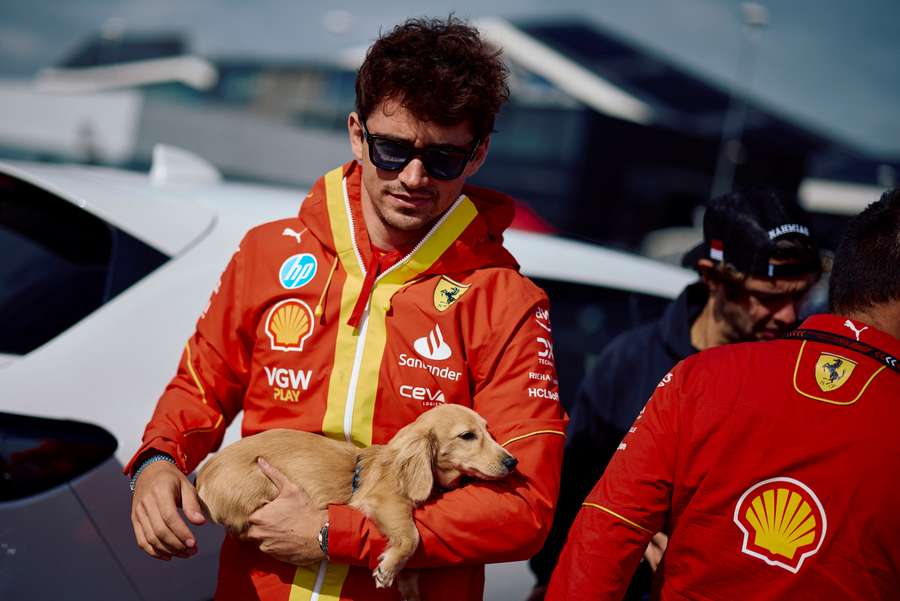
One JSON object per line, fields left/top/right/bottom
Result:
{"left": 844, "top": 320, "right": 868, "bottom": 341}
{"left": 282, "top": 227, "right": 306, "bottom": 244}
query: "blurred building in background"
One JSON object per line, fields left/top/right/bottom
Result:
{"left": 2, "top": 11, "right": 896, "bottom": 261}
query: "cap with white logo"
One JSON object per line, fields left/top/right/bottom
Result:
{"left": 682, "top": 189, "right": 820, "bottom": 278}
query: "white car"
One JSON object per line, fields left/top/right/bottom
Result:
{"left": 0, "top": 146, "right": 694, "bottom": 601}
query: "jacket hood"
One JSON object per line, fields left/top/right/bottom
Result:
{"left": 298, "top": 161, "right": 520, "bottom": 279}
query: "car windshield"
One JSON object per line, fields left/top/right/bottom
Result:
{"left": 0, "top": 174, "right": 168, "bottom": 356}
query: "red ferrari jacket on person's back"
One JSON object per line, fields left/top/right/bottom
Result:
{"left": 127, "top": 161, "right": 567, "bottom": 600}
{"left": 548, "top": 314, "right": 900, "bottom": 600}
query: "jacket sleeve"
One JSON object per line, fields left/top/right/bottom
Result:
{"left": 529, "top": 360, "right": 626, "bottom": 584}
{"left": 327, "top": 290, "right": 568, "bottom": 569}
{"left": 124, "top": 237, "right": 254, "bottom": 476}
{"left": 546, "top": 358, "right": 693, "bottom": 600}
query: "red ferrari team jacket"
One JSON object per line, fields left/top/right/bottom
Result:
{"left": 548, "top": 314, "right": 900, "bottom": 600}
{"left": 127, "top": 161, "right": 567, "bottom": 600}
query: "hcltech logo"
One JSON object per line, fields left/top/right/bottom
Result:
{"left": 279, "top": 254, "right": 317, "bottom": 289}
{"left": 414, "top": 324, "right": 452, "bottom": 361}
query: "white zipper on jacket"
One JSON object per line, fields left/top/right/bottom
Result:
{"left": 340, "top": 175, "right": 368, "bottom": 443}
{"left": 309, "top": 178, "right": 468, "bottom": 596}
{"left": 309, "top": 560, "right": 329, "bottom": 601}
{"left": 338, "top": 175, "right": 466, "bottom": 444}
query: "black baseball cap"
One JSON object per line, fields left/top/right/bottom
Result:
{"left": 682, "top": 189, "right": 820, "bottom": 278}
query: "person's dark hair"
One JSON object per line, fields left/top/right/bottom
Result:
{"left": 829, "top": 188, "right": 900, "bottom": 314}
{"left": 355, "top": 16, "right": 509, "bottom": 140}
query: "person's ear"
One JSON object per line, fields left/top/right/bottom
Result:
{"left": 696, "top": 259, "right": 722, "bottom": 293}
{"left": 348, "top": 112, "right": 364, "bottom": 162}
{"left": 463, "top": 135, "right": 491, "bottom": 178}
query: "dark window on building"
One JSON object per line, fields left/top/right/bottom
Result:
{"left": 0, "top": 174, "right": 168, "bottom": 355}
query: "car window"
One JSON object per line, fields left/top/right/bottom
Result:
{"left": 0, "top": 412, "right": 117, "bottom": 501}
{"left": 0, "top": 174, "right": 168, "bottom": 355}
{"left": 533, "top": 277, "right": 671, "bottom": 411}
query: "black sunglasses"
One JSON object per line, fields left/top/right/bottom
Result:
{"left": 360, "top": 120, "right": 481, "bottom": 181}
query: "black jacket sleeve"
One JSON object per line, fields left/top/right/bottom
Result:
{"left": 529, "top": 351, "right": 628, "bottom": 585}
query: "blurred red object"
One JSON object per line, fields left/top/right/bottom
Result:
{"left": 511, "top": 200, "right": 558, "bottom": 233}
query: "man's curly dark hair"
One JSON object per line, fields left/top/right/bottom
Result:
{"left": 355, "top": 16, "right": 509, "bottom": 140}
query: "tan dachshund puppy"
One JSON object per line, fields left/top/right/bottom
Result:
{"left": 196, "top": 403, "right": 517, "bottom": 599}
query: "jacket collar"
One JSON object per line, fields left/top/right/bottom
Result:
{"left": 299, "top": 161, "right": 519, "bottom": 278}
{"left": 298, "top": 161, "right": 520, "bottom": 328}
{"left": 658, "top": 281, "right": 707, "bottom": 360}
{"left": 796, "top": 313, "right": 900, "bottom": 359}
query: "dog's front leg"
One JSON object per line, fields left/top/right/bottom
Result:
{"left": 369, "top": 506, "right": 420, "bottom": 590}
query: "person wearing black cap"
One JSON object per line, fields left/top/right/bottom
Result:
{"left": 526, "top": 188, "right": 822, "bottom": 601}
{"left": 547, "top": 189, "right": 900, "bottom": 601}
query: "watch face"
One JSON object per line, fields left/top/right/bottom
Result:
{"left": 318, "top": 522, "right": 329, "bottom": 555}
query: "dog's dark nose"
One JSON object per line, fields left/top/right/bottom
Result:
{"left": 502, "top": 455, "right": 518, "bottom": 471}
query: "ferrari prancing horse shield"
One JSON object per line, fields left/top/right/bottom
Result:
{"left": 815, "top": 352, "right": 856, "bottom": 392}
{"left": 433, "top": 276, "right": 470, "bottom": 312}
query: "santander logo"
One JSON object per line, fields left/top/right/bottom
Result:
{"left": 413, "top": 324, "right": 452, "bottom": 361}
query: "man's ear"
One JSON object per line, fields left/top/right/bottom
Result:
{"left": 463, "top": 134, "right": 491, "bottom": 179}
{"left": 696, "top": 258, "right": 721, "bottom": 292}
{"left": 348, "top": 112, "right": 364, "bottom": 162}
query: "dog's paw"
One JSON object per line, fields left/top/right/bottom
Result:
{"left": 373, "top": 564, "right": 397, "bottom": 589}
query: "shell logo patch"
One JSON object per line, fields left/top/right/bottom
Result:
{"left": 733, "top": 477, "right": 826, "bottom": 573}
{"left": 433, "top": 276, "right": 470, "bottom": 312}
{"left": 815, "top": 353, "right": 856, "bottom": 392}
{"left": 265, "top": 299, "right": 314, "bottom": 352}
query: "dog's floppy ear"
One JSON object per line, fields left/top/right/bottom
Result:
{"left": 390, "top": 426, "right": 437, "bottom": 504}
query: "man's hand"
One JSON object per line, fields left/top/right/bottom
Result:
{"left": 131, "top": 460, "right": 206, "bottom": 560}
{"left": 643, "top": 532, "right": 669, "bottom": 571}
{"left": 244, "top": 457, "right": 328, "bottom": 565}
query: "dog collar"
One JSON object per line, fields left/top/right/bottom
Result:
{"left": 351, "top": 456, "right": 362, "bottom": 494}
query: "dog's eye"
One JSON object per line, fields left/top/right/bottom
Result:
{"left": 458, "top": 431, "right": 477, "bottom": 441}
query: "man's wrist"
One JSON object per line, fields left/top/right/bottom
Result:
{"left": 129, "top": 453, "right": 176, "bottom": 492}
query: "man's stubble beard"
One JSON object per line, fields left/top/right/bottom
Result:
{"left": 713, "top": 294, "right": 757, "bottom": 344}
{"left": 377, "top": 185, "right": 443, "bottom": 232}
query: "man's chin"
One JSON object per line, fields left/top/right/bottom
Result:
{"left": 383, "top": 210, "right": 435, "bottom": 232}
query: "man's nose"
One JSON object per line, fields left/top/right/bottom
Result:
{"left": 399, "top": 158, "right": 429, "bottom": 188}
{"left": 773, "top": 299, "right": 799, "bottom": 326}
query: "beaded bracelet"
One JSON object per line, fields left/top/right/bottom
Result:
{"left": 129, "top": 454, "right": 176, "bottom": 493}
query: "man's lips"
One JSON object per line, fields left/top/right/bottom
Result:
{"left": 388, "top": 191, "right": 436, "bottom": 206}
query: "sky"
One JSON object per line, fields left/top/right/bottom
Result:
{"left": 1, "top": 0, "right": 898, "bottom": 157}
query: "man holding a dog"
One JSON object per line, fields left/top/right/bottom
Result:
{"left": 547, "top": 190, "right": 900, "bottom": 599}
{"left": 127, "top": 16, "right": 567, "bottom": 601}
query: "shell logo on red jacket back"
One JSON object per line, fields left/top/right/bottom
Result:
{"left": 733, "top": 477, "right": 827, "bottom": 573}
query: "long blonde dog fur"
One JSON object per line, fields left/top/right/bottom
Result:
{"left": 196, "top": 403, "right": 517, "bottom": 598}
